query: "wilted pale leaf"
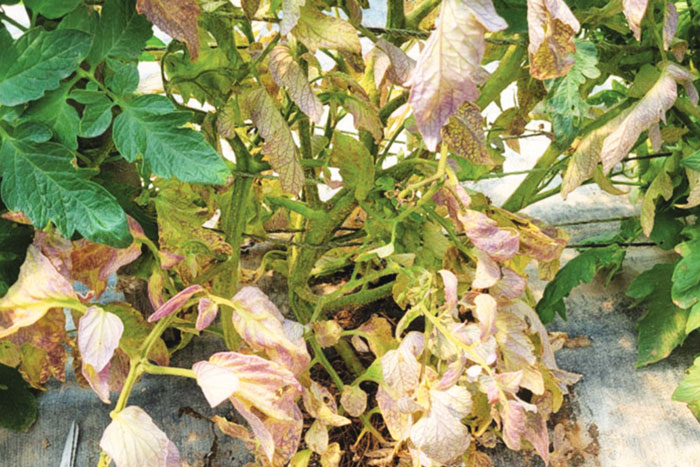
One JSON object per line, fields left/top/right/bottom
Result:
{"left": 196, "top": 297, "right": 218, "bottom": 331}
{"left": 340, "top": 384, "right": 368, "bottom": 417}
{"left": 82, "top": 361, "right": 111, "bottom": 404}
{"left": 352, "top": 314, "right": 396, "bottom": 357}
{"left": 527, "top": 0, "right": 580, "bottom": 80}
{"left": 329, "top": 132, "right": 375, "bottom": 200}
{"left": 407, "top": 0, "right": 506, "bottom": 150}
{"left": 70, "top": 238, "right": 142, "bottom": 298}
{"left": 523, "top": 410, "right": 550, "bottom": 464}
{"left": 136, "top": 0, "right": 200, "bottom": 59}
{"left": 473, "top": 250, "right": 500, "bottom": 289}
{"left": 312, "top": 320, "right": 343, "bottom": 348}
{"left": 243, "top": 88, "right": 304, "bottom": 193}
{"left": 376, "top": 385, "right": 411, "bottom": 441}
{"left": 0, "top": 245, "right": 76, "bottom": 339}
{"left": 663, "top": 2, "right": 678, "bottom": 51}
{"left": 474, "top": 294, "right": 497, "bottom": 339}
{"left": 320, "top": 442, "right": 343, "bottom": 467}
{"left": 207, "top": 351, "right": 302, "bottom": 420}
{"left": 438, "top": 270, "right": 459, "bottom": 317}
{"left": 459, "top": 210, "right": 520, "bottom": 262}
{"left": 496, "top": 312, "right": 543, "bottom": 394}
{"left": 192, "top": 360, "right": 240, "bottom": 408}
{"left": 230, "top": 398, "right": 275, "bottom": 461}
{"left": 303, "top": 380, "right": 352, "bottom": 427}
{"left": 280, "top": 0, "right": 305, "bottom": 35}
{"left": 147, "top": 284, "right": 204, "bottom": 322}
{"left": 381, "top": 344, "right": 421, "bottom": 395}
{"left": 375, "top": 38, "right": 415, "bottom": 86}
{"left": 623, "top": 0, "right": 649, "bottom": 41}
{"left": 409, "top": 385, "right": 472, "bottom": 464}
{"left": 78, "top": 306, "right": 124, "bottom": 372}
{"left": 305, "top": 420, "right": 328, "bottom": 454}
{"left": 293, "top": 6, "right": 361, "bottom": 54}
{"left": 601, "top": 64, "right": 697, "bottom": 174}
{"left": 100, "top": 405, "right": 179, "bottom": 467}
{"left": 561, "top": 110, "right": 630, "bottom": 198}
{"left": 269, "top": 44, "right": 323, "bottom": 124}
{"left": 442, "top": 102, "right": 492, "bottom": 166}
{"left": 491, "top": 268, "right": 527, "bottom": 300}
{"left": 232, "top": 287, "right": 310, "bottom": 375}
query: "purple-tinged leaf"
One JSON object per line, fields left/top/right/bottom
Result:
{"left": 0, "top": 245, "right": 76, "bottom": 339}
{"left": 381, "top": 344, "right": 421, "bottom": 395}
{"left": 434, "top": 355, "right": 466, "bottom": 391}
{"left": 376, "top": 385, "right": 411, "bottom": 441}
{"left": 523, "top": 410, "right": 550, "bottom": 464}
{"left": 663, "top": 2, "right": 678, "bottom": 51}
{"left": 496, "top": 312, "right": 544, "bottom": 394}
{"left": 623, "top": 0, "right": 649, "bottom": 41}
{"left": 527, "top": 0, "right": 580, "bottom": 80}
{"left": 439, "top": 269, "right": 458, "bottom": 317}
{"left": 243, "top": 88, "right": 304, "bottom": 194}
{"left": 409, "top": 385, "right": 472, "bottom": 464}
{"left": 374, "top": 38, "right": 415, "bottom": 86}
{"left": 232, "top": 287, "right": 310, "bottom": 375}
{"left": 147, "top": 285, "right": 203, "bottom": 323}
{"left": 459, "top": 210, "right": 520, "bottom": 262}
{"left": 500, "top": 399, "right": 537, "bottom": 451}
{"left": 192, "top": 360, "right": 240, "bottom": 408}
{"left": 100, "top": 405, "right": 179, "bottom": 467}
{"left": 475, "top": 294, "right": 497, "bottom": 339}
{"left": 136, "top": 0, "right": 200, "bottom": 60}
{"left": 70, "top": 237, "right": 141, "bottom": 298}
{"left": 343, "top": 97, "right": 384, "bottom": 144}
{"left": 196, "top": 297, "right": 218, "bottom": 331}
{"left": 78, "top": 306, "right": 124, "bottom": 372}
{"left": 491, "top": 268, "right": 527, "bottom": 300}
{"left": 407, "top": 0, "right": 506, "bottom": 150}
{"left": 269, "top": 44, "right": 323, "bottom": 124}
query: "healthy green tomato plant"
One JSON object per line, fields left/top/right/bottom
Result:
{"left": 0, "top": 0, "right": 697, "bottom": 466}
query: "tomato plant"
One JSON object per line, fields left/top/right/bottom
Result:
{"left": 0, "top": 0, "right": 698, "bottom": 466}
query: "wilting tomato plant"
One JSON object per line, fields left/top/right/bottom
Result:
{"left": 0, "top": 0, "right": 698, "bottom": 466}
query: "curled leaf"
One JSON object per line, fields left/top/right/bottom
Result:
{"left": 407, "top": 0, "right": 507, "bottom": 150}
{"left": 78, "top": 306, "right": 124, "bottom": 372}
{"left": 527, "top": 0, "right": 581, "bottom": 80}
{"left": 192, "top": 360, "right": 240, "bottom": 408}
{"left": 663, "top": 2, "right": 678, "bottom": 51}
{"left": 82, "top": 361, "right": 111, "bottom": 404}
{"left": 623, "top": 0, "right": 649, "bottom": 41}
{"left": 313, "top": 320, "right": 343, "bottom": 348}
{"left": 439, "top": 269, "right": 459, "bottom": 317}
{"left": 147, "top": 284, "right": 204, "bottom": 322}
{"left": 374, "top": 38, "right": 415, "bottom": 86}
{"left": 292, "top": 6, "right": 361, "bottom": 54}
{"left": 99, "top": 405, "right": 180, "bottom": 467}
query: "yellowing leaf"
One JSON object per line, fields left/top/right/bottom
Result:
{"left": 312, "top": 320, "right": 343, "bottom": 348}
{"left": 343, "top": 97, "right": 384, "bottom": 144}
{"left": 407, "top": 0, "right": 506, "bottom": 150}
{"left": 243, "top": 88, "right": 304, "bottom": 193}
{"left": 305, "top": 420, "right": 328, "bottom": 454}
{"left": 303, "top": 380, "right": 352, "bottom": 427}
{"left": 527, "top": 0, "right": 580, "bottom": 80}
{"left": 292, "top": 6, "right": 361, "bottom": 54}
{"left": 70, "top": 236, "right": 142, "bottom": 298}
{"left": 340, "top": 385, "right": 368, "bottom": 417}
{"left": 329, "top": 132, "right": 375, "bottom": 200}
{"left": 602, "top": 64, "right": 698, "bottom": 174}
{"left": 280, "top": 0, "right": 305, "bottom": 35}
{"left": 641, "top": 158, "right": 675, "bottom": 236}
{"left": 409, "top": 385, "right": 472, "bottom": 464}
{"left": 623, "top": 0, "right": 649, "bottom": 41}
{"left": 351, "top": 314, "right": 396, "bottom": 357}
{"left": 78, "top": 306, "right": 124, "bottom": 373}
{"left": 376, "top": 385, "right": 411, "bottom": 441}
{"left": 136, "top": 0, "right": 200, "bottom": 59}
{"left": 442, "top": 102, "right": 492, "bottom": 166}
{"left": 269, "top": 44, "right": 323, "bottom": 124}
{"left": 0, "top": 245, "right": 76, "bottom": 339}
{"left": 100, "top": 405, "right": 180, "bottom": 467}
{"left": 381, "top": 345, "right": 420, "bottom": 395}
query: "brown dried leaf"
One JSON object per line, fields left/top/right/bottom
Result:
{"left": 442, "top": 102, "right": 492, "bottom": 166}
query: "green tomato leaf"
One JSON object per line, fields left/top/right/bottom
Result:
{"left": 104, "top": 58, "right": 139, "bottom": 96}
{"left": 628, "top": 263, "right": 689, "bottom": 367}
{"left": 672, "top": 225, "right": 700, "bottom": 309}
{"left": 24, "top": 0, "right": 82, "bottom": 19}
{"left": 330, "top": 133, "right": 374, "bottom": 201}
{"left": 0, "top": 363, "right": 37, "bottom": 432}
{"left": 536, "top": 245, "right": 625, "bottom": 323}
{"left": 21, "top": 82, "right": 81, "bottom": 150}
{"left": 680, "top": 148, "right": 700, "bottom": 171}
{"left": 673, "top": 356, "right": 700, "bottom": 419}
{"left": 544, "top": 40, "right": 600, "bottom": 145}
{"left": 113, "top": 95, "right": 229, "bottom": 184}
{"left": 88, "top": 0, "right": 152, "bottom": 65}
{"left": 0, "top": 138, "right": 131, "bottom": 247}
{"left": 0, "top": 29, "right": 91, "bottom": 106}
{"left": 71, "top": 90, "right": 114, "bottom": 138}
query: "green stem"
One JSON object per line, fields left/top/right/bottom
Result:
{"left": 141, "top": 363, "right": 196, "bottom": 378}
{"left": 0, "top": 11, "right": 27, "bottom": 31}
{"left": 475, "top": 44, "right": 526, "bottom": 110}
{"left": 501, "top": 144, "right": 562, "bottom": 212}
{"left": 386, "top": 0, "right": 406, "bottom": 30}
{"left": 405, "top": 0, "right": 442, "bottom": 29}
